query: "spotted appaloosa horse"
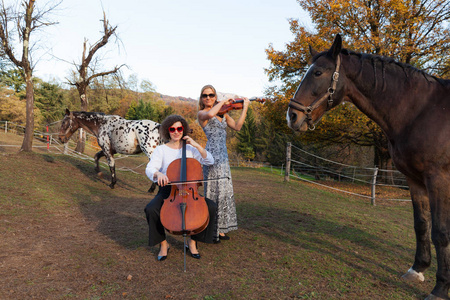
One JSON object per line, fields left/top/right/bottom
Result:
{"left": 58, "top": 109, "right": 162, "bottom": 192}
{"left": 287, "top": 34, "right": 450, "bottom": 299}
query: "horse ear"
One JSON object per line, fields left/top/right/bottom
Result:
{"left": 328, "top": 34, "right": 342, "bottom": 59}
{"left": 65, "top": 108, "right": 70, "bottom": 116}
{"left": 309, "top": 45, "right": 318, "bottom": 58}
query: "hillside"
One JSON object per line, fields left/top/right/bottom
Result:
{"left": 157, "top": 93, "right": 197, "bottom": 104}
{"left": 156, "top": 91, "right": 245, "bottom": 105}
{"left": 0, "top": 149, "right": 435, "bottom": 299}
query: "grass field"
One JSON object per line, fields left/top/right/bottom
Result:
{"left": 0, "top": 132, "right": 436, "bottom": 299}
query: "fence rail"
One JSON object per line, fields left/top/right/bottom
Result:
{"left": 1, "top": 120, "right": 411, "bottom": 205}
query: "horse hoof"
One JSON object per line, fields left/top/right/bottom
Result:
{"left": 425, "top": 294, "right": 446, "bottom": 300}
{"left": 97, "top": 172, "right": 103, "bottom": 178}
{"left": 401, "top": 267, "right": 424, "bottom": 282}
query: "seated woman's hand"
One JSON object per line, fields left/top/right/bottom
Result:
{"left": 156, "top": 172, "right": 169, "bottom": 186}
{"left": 183, "top": 135, "right": 199, "bottom": 148}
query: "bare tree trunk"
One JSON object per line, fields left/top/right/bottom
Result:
{"left": 19, "top": 0, "right": 35, "bottom": 152}
{"left": 1, "top": 0, "right": 58, "bottom": 152}
{"left": 68, "top": 14, "right": 124, "bottom": 153}
{"left": 21, "top": 75, "right": 34, "bottom": 151}
{"left": 75, "top": 88, "right": 87, "bottom": 153}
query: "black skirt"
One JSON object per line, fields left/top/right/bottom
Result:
{"left": 144, "top": 185, "right": 218, "bottom": 247}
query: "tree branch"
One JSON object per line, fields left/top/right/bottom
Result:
{"left": 86, "top": 64, "right": 125, "bottom": 82}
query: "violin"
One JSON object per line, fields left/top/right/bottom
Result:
{"left": 217, "top": 97, "right": 265, "bottom": 117}
{"left": 160, "top": 139, "right": 209, "bottom": 236}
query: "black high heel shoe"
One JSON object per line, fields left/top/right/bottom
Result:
{"left": 185, "top": 241, "right": 201, "bottom": 259}
{"left": 219, "top": 234, "right": 230, "bottom": 240}
{"left": 157, "top": 245, "right": 170, "bottom": 261}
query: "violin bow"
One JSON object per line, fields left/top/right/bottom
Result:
{"left": 167, "top": 176, "right": 230, "bottom": 185}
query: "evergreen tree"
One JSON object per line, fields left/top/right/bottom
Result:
{"left": 236, "top": 107, "right": 256, "bottom": 161}
{"left": 0, "top": 68, "right": 24, "bottom": 93}
{"left": 253, "top": 121, "right": 272, "bottom": 161}
{"left": 125, "top": 99, "right": 158, "bottom": 121}
{"left": 34, "top": 81, "right": 66, "bottom": 124}
{"left": 266, "top": 132, "right": 291, "bottom": 166}
{"left": 159, "top": 106, "right": 175, "bottom": 123}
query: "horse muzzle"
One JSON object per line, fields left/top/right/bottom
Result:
{"left": 58, "top": 135, "right": 69, "bottom": 144}
{"left": 286, "top": 108, "right": 310, "bottom": 132}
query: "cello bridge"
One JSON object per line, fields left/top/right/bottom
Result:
{"left": 178, "top": 190, "right": 190, "bottom": 197}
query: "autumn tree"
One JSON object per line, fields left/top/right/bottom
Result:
{"left": 265, "top": 0, "right": 450, "bottom": 168}
{"left": 0, "top": 0, "right": 59, "bottom": 151}
{"left": 0, "top": 84, "right": 26, "bottom": 123}
{"left": 87, "top": 75, "right": 124, "bottom": 113}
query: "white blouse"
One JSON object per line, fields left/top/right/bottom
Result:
{"left": 145, "top": 144, "right": 214, "bottom": 183}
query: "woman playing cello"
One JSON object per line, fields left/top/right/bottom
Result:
{"left": 144, "top": 115, "right": 217, "bottom": 261}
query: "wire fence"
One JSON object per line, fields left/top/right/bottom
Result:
{"left": 1, "top": 120, "right": 412, "bottom": 204}
{"left": 284, "top": 142, "right": 411, "bottom": 205}
{"left": 0, "top": 120, "right": 150, "bottom": 176}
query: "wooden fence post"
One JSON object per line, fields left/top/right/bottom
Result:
{"left": 284, "top": 142, "right": 291, "bottom": 182}
{"left": 352, "top": 166, "right": 356, "bottom": 183}
{"left": 46, "top": 125, "right": 49, "bottom": 151}
{"left": 371, "top": 167, "right": 378, "bottom": 206}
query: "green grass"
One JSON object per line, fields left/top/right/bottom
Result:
{"left": 0, "top": 150, "right": 437, "bottom": 299}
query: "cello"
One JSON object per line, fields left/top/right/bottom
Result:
{"left": 160, "top": 139, "right": 209, "bottom": 236}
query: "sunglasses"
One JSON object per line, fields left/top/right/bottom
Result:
{"left": 169, "top": 126, "right": 184, "bottom": 133}
{"left": 201, "top": 93, "right": 216, "bottom": 98}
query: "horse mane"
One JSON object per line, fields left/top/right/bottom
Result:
{"left": 340, "top": 48, "right": 448, "bottom": 87}
{"left": 70, "top": 111, "right": 107, "bottom": 121}
{"left": 73, "top": 111, "right": 106, "bottom": 116}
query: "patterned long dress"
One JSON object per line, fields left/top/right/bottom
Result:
{"left": 202, "top": 116, "right": 238, "bottom": 237}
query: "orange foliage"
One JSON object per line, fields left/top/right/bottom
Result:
{"left": 111, "top": 94, "right": 135, "bottom": 117}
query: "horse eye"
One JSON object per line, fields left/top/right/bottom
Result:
{"left": 314, "top": 70, "right": 322, "bottom": 77}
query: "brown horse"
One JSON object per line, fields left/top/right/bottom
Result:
{"left": 287, "top": 34, "right": 450, "bottom": 300}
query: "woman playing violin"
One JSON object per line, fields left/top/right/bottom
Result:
{"left": 197, "top": 84, "right": 250, "bottom": 242}
{"left": 144, "top": 114, "right": 218, "bottom": 261}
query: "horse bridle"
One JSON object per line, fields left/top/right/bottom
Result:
{"left": 288, "top": 54, "right": 341, "bottom": 130}
{"left": 63, "top": 112, "right": 75, "bottom": 135}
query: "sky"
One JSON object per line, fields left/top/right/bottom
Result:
{"left": 15, "top": 0, "right": 312, "bottom": 99}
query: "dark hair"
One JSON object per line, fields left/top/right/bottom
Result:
{"left": 159, "top": 114, "right": 190, "bottom": 141}
{"left": 198, "top": 84, "right": 218, "bottom": 110}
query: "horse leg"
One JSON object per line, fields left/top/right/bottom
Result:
{"left": 94, "top": 150, "right": 105, "bottom": 174}
{"left": 426, "top": 175, "right": 450, "bottom": 300}
{"left": 102, "top": 143, "right": 116, "bottom": 189}
{"left": 137, "top": 139, "right": 157, "bottom": 193}
{"left": 402, "top": 180, "right": 431, "bottom": 283}
{"left": 105, "top": 155, "right": 116, "bottom": 189}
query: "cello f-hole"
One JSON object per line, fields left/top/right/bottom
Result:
{"left": 188, "top": 187, "right": 199, "bottom": 200}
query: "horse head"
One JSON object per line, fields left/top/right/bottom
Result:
{"left": 287, "top": 34, "right": 346, "bottom": 132}
{"left": 58, "top": 109, "right": 79, "bottom": 143}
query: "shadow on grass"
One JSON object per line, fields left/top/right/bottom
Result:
{"left": 66, "top": 162, "right": 433, "bottom": 299}
{"left": 237, "top": 201, "right": 431, "bottom": 298}
{"left": 73, "top": 185, "right": 148, "bottom": 247}
{"left": 58, "top": 154, "right": 150, "bottom": 194}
